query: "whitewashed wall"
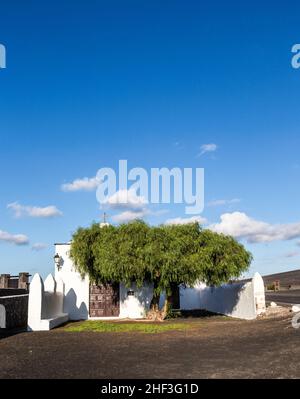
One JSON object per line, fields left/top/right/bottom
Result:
{"left": 27, "top": 273, "right": 68, "bottom": 331}
{"left": 54, "top": 244, "right": 90, "bottom": 320}
{"left": 252, "top": 272, "right": 266, "bottom": 315}
{"left": 198, "top": 282, "right": 256, "bottom": 320}
{"left": 119, "top": 282, "right": 153, "bottom": 318}
{"left": 180, "top": 273, "right": 265, "bottom": 320}
{"left": 179, "top": 284, "right": 204, "bottom": 310}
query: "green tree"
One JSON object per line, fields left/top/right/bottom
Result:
{"left": 197, "top": 229, "right": 253, "bottom": 286}
{"left": 70, "top": 221, "right": 150, "bottom": 287}
{"left": 70, "top": 220, "right": 252, "bottom": 320}
{"left": 145, "top": 223, "right": 207, "bottom": 318}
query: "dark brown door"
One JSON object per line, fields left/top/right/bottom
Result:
{"left": 89, "top": 283, "right": 120, "bottom": 317}
{"left": 171, "top": 284, "right": 180, "bottom": 309}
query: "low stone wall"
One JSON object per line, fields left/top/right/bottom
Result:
{"left": 0, "top": 289, "right": 27, "bottom": 297}
{"left": 0, "top": 273, "right": 30, "bottom": 290}
{"left": 0, "top": 294, "right": 28, "bottom": 329}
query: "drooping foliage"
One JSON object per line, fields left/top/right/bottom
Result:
{"left": 70, "top": 221, "right": 149, "bottom": 286}
{"left": 69, "top": 223, "right": 102, "bottom": 283}
{"left": 197, "top": 229, "right": 253, "bottom": 286}
{"left": 70, "top": 220, "right": 252, "bottom": 315}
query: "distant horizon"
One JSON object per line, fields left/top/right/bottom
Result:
{"left": 241, "top": 266, "right": 300, "bottom": 281}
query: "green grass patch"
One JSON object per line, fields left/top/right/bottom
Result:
{"left": 65, "top": 320, "right": 192, "bottom": 334}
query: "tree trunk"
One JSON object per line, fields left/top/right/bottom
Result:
{"left": 150, "top": 292, "right": 160, "bottom": 312}
{"left": 147, "top": 281, "right": 164, "bottom": 321}
{"left": 161, "top": 295, "right": 172, "bottom": 320}
{"left": 147, "top": 283, "right": 178, "bottom": 321}
{"left": 160, "top": 283, "right": 179, "bottom": 319}
{"left": 147, "top": 293, "right": 173, "bottom": 321}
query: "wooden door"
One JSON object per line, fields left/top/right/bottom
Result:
{"left": 89, "top": 283, "right": 120, "bottom": 317}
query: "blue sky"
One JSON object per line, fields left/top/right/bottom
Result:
{"left": 0, "top": 1, "right": 300, "bottom": 278}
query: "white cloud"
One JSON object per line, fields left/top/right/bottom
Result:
{"left": 32, "top": 243, "right": 48, "bottom": 251}
{"left": 209, "top": 212, "right": 300, "bottom": 244}
{"left": 198, "top": 143, "right": 218, "bottom": 157}
{"left": 207, "top": 198, "right": 241, "bottom": 207}
{"left": 8, "top": 202, "right": 63, "bottom": 218}
{"left": 165, "top": 215, "right": 207, "bottom": 225}
{"left": 106, "top": 189, "right": 149, "bottom": 223}
{"left": 61, "top": 177, "right": 100, "bottom": 192}
{"left": 103, "top": 189, "right": 147, "bottom": 211}
{"left": 0, "top": 230, "right": 29, "bottom": 246}
{"left": 106, "top": 190, "right": 169, "bottom": 223}
{"left": 102, "top": 189, "right": 151, "bottom": 223}
{"left": 112, "top": 209, "right": 150, "bottom": 223}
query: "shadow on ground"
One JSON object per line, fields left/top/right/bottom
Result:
{"left": 0, "top": 327, "right": 27, "bottom": 340}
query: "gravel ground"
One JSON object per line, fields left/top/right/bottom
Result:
{"left": 0, "top": 314, "right": 299, "bottom": 379}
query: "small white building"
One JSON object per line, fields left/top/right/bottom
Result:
{"left": 27, "top": 241, "right": 266, "bottom": 331}
{"left": 54, "top": 242, "right": 154, "bottom": 320}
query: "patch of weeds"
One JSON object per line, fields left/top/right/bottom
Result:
{"left": 65, "top": 320, "right": 192, "bottom": 334}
